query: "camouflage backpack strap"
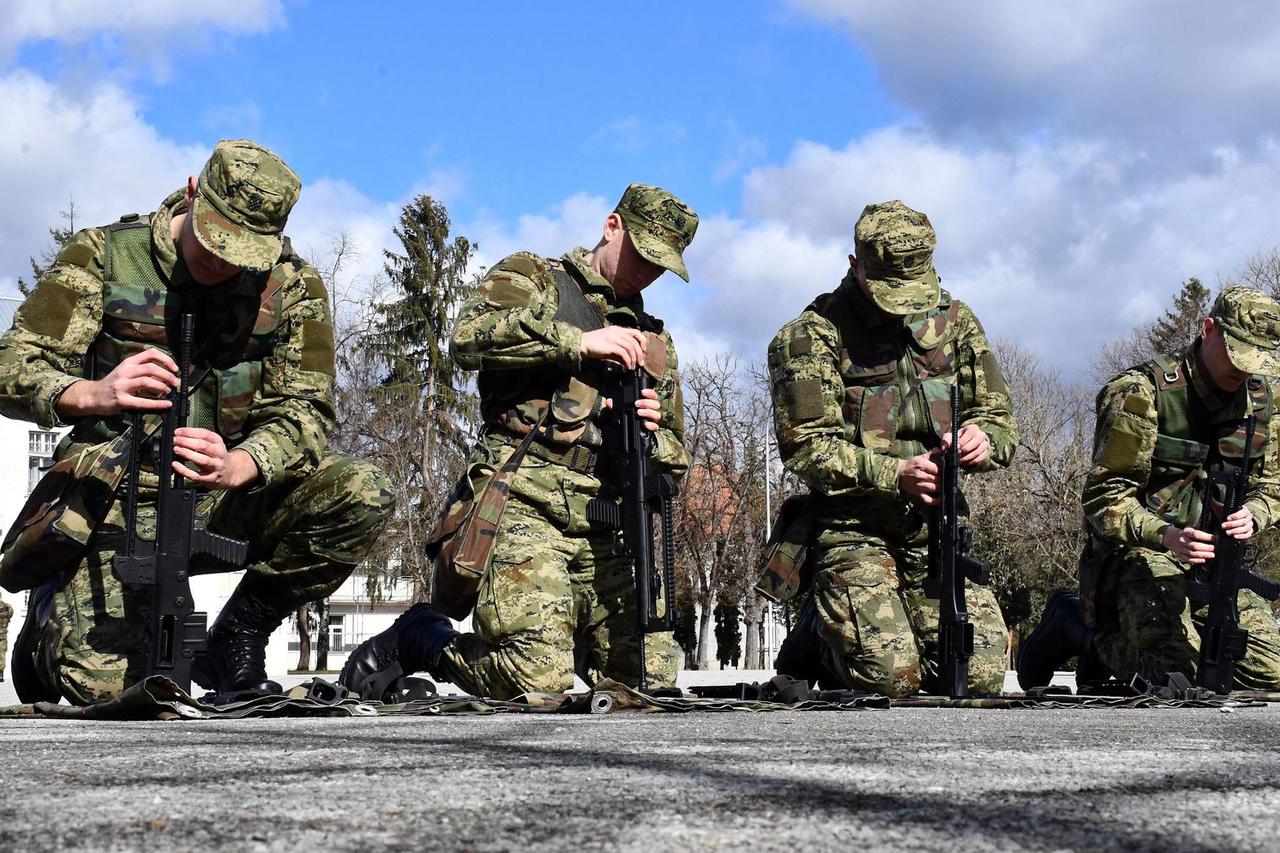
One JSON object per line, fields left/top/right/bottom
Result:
{"left": 428, "top": 410, "right": 550, "bottom": 619}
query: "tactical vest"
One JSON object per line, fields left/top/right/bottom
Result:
{"left": 1140, "top": 353, "right": 1273, "bottom": 527}
{"left": 480, "top": 259, "right": 613, "bottom": 447}
{"left": 78, "top": 213, "right": 287, "bottom": 445}
{"left": 813, "top": 285, "right": 962, "bottom": 459}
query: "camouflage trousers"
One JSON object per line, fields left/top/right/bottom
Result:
{"left": 807, "top": 531, "right": 1008, "bottom": 697}
{"left": 1085, "top": 546, "right": 1280, "bottom": 689}
{"left": 437, "top": 449, "right": 677, "bottom": 700}
{"left": 0, "top": 599, "right": 11, "bottom": 679}
{"left": 34, "top": 451, "right": 393, "bottom": 705}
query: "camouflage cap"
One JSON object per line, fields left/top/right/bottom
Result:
{"left": 614, "top": 183, "right": 699, "bottom": 281}
{"left": 1211, "top": 285, "right": 1280, "bottom": 375}
{"left": 192, "top": 139, "right": 301, "bottom": 272}
{"left": 854, "top": 200, "right": 940, "bottom": 315}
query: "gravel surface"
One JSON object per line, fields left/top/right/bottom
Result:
{"left": 2, "top": 701, "right": 1278, "bottom": 851}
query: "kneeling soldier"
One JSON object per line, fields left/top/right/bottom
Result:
{"left": 341, "top": 185, "right": 697, "bottom": 700}
{"left": 0, "top": 140, "right": 394, "bottom": 704}
{"left": 768, "top": 201, "right": 1018, "bottom": 697}
{"left": 1019, "top": 286, "right": 1280, "bottom": 691}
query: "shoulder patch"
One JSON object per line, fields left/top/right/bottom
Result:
{"left": 787, "top": 378, "right": 825, "bottom": 421}
{"left": 1122, "top": 393, "right": 1153, "bottom": 417}
{"left": 303, "top": 273, "right": 328, "bottom": 302}
{"left": 300, "top": 319, "right": 337, "bottom": 376}
{"left": 484, "top": 275, "right": 534, "bottom": 309}
{"left": 790, "top": 334, "right": 812, "bottom": 357}
{"left": 17, "top": 281, "right": 78, "bottom": 340}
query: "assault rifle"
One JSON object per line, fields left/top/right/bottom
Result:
{"left": 1190, "top": 415, "right": 1280, "bottom": 694}
{"left": 923, "top": 384, "right": 991, "bottom": 698}
{"left": 112, "top": 313, "right": 249, "bottom": 695}
{"left": 588, "top": 363, "right": 678, "bottom": 693}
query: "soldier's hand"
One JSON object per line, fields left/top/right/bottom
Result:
{"left": 601, "top": 388, "right": 662, "bottom": 432}
{"left": 899, "top": 450, "right": 942, "bottom": 505}
{"left": 58, "top": 348, "right": 180, "bottom": 416}
{"left": 635, "top": 388, "right": 661, "bottom": 432}
{"left": 1162, "top": 524, "right": 1216, "bottom": 563}
{"left": 172, "top": 428, "right": 259, "bottom": 490}
{"left": 945, "top": 424, "right": 991, "bottom": 468}
{"left": 581, "top": 327, "right": 647, "bottom": 369}
{"left": 1222, "top": 507, "right": 1256, "bottom": 540}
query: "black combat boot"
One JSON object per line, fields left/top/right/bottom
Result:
{"left": 339, "top": 603, "right": 458, "bottom": 701}
{"left": 1016, "top": 592, "right": 1097, "bottom": 690}
{"left": 192, "top": 576, "right": 294, "bottom": 702}
{"left": 774, "top": 598, "right": 834, "bottom": 688}
{"left": 12, "top": 577, "right": 60, "bottom": 703}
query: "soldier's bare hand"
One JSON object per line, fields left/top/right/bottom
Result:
{"left": 635, "top": 388, "right": 661, "bottom": 432}
{"left": 172, "top": 428, "right": 258, "bottom": 490}
{"left": 1162, "top": 524, "right": 1216, "bottom": 563}
{"left": 602, "top": 388, "right": 662, "bottom": 432}
{"left": 58, "top": 348, "right": 180, "bottom": 417}
{"left": 1221, "top": 507, "right": 1256, "bottom": 540}
{"left": 900, "top": 450, "right": 942, "bottom": 505}
{"left": 581, "top": 327, "right": 647, "bottom": 369}
{"left": 944, "top": 424, "right": 991, "bottom": 468}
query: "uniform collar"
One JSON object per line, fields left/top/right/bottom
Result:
{"left": 837, "top": 270, "right": 896, "bottom": 328}
{"left": 562, "top": 247, "right": 656, "bottom": 329}
{"left": 151, "top": 189, "right": 185, "bottom": 284}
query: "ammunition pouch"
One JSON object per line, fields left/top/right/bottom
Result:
{"left": 428, "top": 418, "right": 546, "bottom": 620}
{"left": 0, "top": 430, "right": 142, "bottom": 592}
{"left": 754, "top": 494, "right": 819, "bottom": 603}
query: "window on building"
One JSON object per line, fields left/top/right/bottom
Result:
{"left": 28, "top": 430, "right": 58, "bottom": 495}
{"left": 329, "top": 615, "right": 344, "bottom": 652}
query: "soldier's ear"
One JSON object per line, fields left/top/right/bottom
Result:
{"left": 185, "top": 176, "right": 198, "bottom": 203}
{"left": 1201, "top": 316, "right": 1216, "bottom": 340}
{"left": 848, "top": 254, "right": 858, "bottom": 273}
{"left": 603, "top": 211, "right": 625, "bottom": 243}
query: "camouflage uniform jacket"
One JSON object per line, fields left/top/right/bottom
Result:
{"left": 451, "top": 247, "right": 689, "bottom": 480}
{"left": 768, "top": 273, "right": 1017, "bottom": 525}
{"left": 0, "top": 189, "right": 337, "bottom": 490}
{"left": 1082, "top": 343, "right": 1280, "bottom": 551}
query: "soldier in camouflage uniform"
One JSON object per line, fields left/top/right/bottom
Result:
{"left": 0, "top": 140, "right": 393, "bottom": 705}
{"left": 1018, "top": 286, "right": 1280, "bottom": 690}
{"left": 768, "top": 201, "right": 1018, "bottom": 697}
{"left": 341, "top": 184, "right": 697, "bottom": 700}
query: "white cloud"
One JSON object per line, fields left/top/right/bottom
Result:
{"left": 465, "top": 193, "right": 614, "bottom": 274}
{"left": 688, "top": 127, "right": 1280, "bottom": 374}
{"left": 790, "top": 0, "right": 1280, "bottom": 150}
{"left": 0, "top": 70, "right": 206, "bottom": 292}
{"left": 0, "top": 0, "right": 284, "bottom": 61}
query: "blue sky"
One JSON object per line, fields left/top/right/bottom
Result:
{"left": 3, "top": 1, "right": 1280, "bottom": 377}
{"left": 12, "top": 2, "right": 899, "bottom": 222}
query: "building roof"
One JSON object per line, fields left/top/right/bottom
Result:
{"left": 0, "top": 296, "right": 21, "bottom": 332}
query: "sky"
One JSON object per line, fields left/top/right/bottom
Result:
{"left": 2, "top": 0, "right": 1279, "bottom": 378}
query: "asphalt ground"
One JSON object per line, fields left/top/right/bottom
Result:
{"left": 2, "top": 696, "right": 1279, "bottom": 852}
